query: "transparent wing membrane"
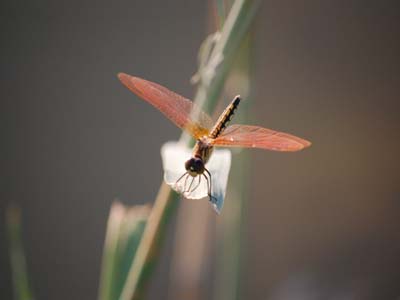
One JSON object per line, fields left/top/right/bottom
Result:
{"left": 118, "top": 73, "right": 212, "bottom": 138}
{"left": 212, "top": 124, "right": 311, "bottom": 152}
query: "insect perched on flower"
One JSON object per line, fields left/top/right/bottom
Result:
{"left": 118, "top": 73, "right": 311, "bottom": 213}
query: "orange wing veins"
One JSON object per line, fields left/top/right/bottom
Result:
{"left": 118, "top": 73, "right": 212, "bottom": 138}
{"left": 211, "top": 125, "right": 311, "bottom": 152}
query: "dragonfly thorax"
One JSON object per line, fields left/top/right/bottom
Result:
{"left": 185, "top": 157, "right": 205, "bottom": 177}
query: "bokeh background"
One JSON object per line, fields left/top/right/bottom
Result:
{"left": 1, "top": 1, "right": 400, "bottom": 299}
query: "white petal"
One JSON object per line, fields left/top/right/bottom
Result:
{"left": 160, "top": 141, "right": 231, "bottom": 214}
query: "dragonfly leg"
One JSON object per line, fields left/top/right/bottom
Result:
{"left": 190, "top": 175, "right": 202, "bottom": 194}
{"left": 204, "top": 169, "right": 217, "bottom": 204}
{"left": 175, "top": 172, "right": 189, "bottom": 193}
{"left": 185, "top": 176, "right": 195, "bottom": 193}
{"left": 175, "top": 172, "right": 188, "bottom": 185}
{"left": 183, "top": 173, "right": 190, "bottom": 191}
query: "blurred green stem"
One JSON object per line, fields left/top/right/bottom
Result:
{"left": 119, "top": 1, "right": 261, "bottom": 299}
{"left": 215, "top": 0, "right": 227, "bottom": 29}
{"left": 6, "top": 205, "right": 34, "bottom": 300}
{"left": 215, "top": 34, "right": 253, "bottom": 300}
{"left": 98, "top": 202, "right": 150, "bottom": 300}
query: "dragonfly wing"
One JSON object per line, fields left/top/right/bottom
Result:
{"left": 118, "top": 73, "right": 213, "bottom": 138}
{"left": 211, "top": 124, "right": 311, "bottom": 152}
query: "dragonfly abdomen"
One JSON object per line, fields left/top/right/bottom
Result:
{"left": 209, "top": 96, "right": 241, "bottom": 139}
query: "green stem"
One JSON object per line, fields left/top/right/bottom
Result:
{"left": 6, "top": 205, "right": 34, "bottom": 300}
{"left": 191, "top": 0, "right": 260, "bottom": 114}
{"left": 215, "top": 32, "right": 253, "bottom": 300}
{"left": 119, "top": 1, "right": 261, "bottom": 299}
{"left": 98, "top": 202, "right": 150, "bottom": 300}
{"left": 119, "top": 183, "right": 178, "bottom": 300}
{"left": 215, "top": 0, "right": 227, "bottom": 29}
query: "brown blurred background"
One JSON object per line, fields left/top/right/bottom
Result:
{"left": 1, "top": 1, "right": 400, "bottom": 299}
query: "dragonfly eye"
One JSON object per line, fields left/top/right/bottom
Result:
{"left": 185, "top": 157, "right": 205, "bottom": 176}
{"left": 194, "top": 158, "right": 205, "bottom": 173}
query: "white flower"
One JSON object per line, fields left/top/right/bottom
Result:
{"left": 161, "top": 141, "right": 231, "bottom": 214}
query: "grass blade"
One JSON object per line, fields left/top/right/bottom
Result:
{"left": 98, "top": 201, "right": 150, "bottom": 300}
{"left": 6, "top": 205, "right": 34, "bottom": 300}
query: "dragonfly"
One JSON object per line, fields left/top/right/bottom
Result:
{"left": 118, "top": 72, "right": 311, "bottom": 207}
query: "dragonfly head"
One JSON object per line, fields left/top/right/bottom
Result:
{"left": 185, "top": 157, "right": 205, "bottom": 177}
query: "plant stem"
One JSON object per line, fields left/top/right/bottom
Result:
{"left": 6, "top": 205, "right": 34, "bottom": 300}
{"left": 188, "top": 0, "right": 261, "bottom": 116}
{"left": 119, "top": 183, "right": 179, "bottom": 300}
{"left": 98, "top": 202, "right": 150, "bottom": 300}
{"left": 119, "top": 1, "right": 261, "bottom": 299}
{"left": 214, "top": 31, "right": 253, "bottom": 300}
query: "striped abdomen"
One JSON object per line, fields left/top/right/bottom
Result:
{"left": 209, "top": 95, "right": 241, "bottom": 139}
